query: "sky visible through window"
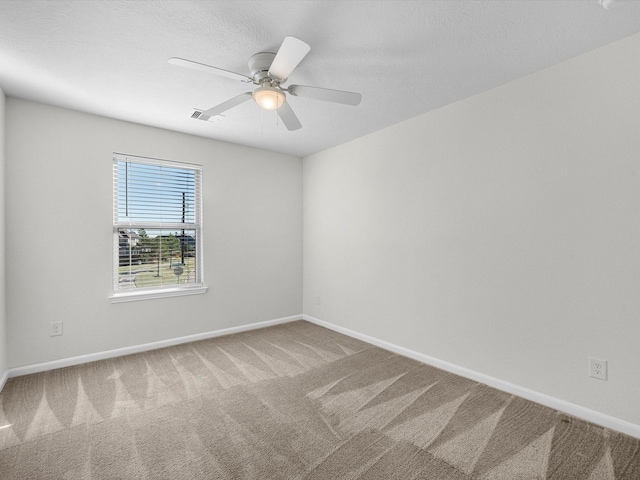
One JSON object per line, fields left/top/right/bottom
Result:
{"left": 117, "top": 161, "right": 196, "bottom": 225}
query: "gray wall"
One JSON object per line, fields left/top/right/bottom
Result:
{"left": 303, "top": 33, "right": 640, "bottom": 425}
{"left": 6, "top": 98, "right": 302, "bottom": 368}
{"left": 0, "top": 88, "right": 6, "bottom": 381}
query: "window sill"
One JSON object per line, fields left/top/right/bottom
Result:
{"left": 110, "top": 286, "right": 208, "bottom": 303}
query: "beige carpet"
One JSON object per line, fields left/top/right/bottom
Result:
{"left": 0, "top": 320, "right": 638, "bottom": 479}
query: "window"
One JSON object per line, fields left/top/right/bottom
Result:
{"left": 111, "top": 153, "right": 206, "bottom": 302}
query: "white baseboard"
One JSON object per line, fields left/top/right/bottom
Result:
{"left": 302, "top": 314, "right": 640, "bottom": 440}
{"left": 7, "top": 314, "right": 302, "bottom": 380}
{"left": 0, "top": 370, "right": 8, "bottom": 393}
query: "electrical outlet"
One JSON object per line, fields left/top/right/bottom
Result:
{"left": 589, "top": 357, "right": 607, "bottom": 381}
{"left": 50, "top": 321, "right": 63, "bottom": 337}
{"left": 316, "top": 295, "right": 321, "bottom": 305}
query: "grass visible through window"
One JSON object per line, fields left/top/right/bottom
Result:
{"left": 118, "top": 256, "right": 197, "bottom": 289}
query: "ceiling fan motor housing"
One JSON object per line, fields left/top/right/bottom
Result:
{"left": 248, "top": 52, "right": 277, "bottom": 84}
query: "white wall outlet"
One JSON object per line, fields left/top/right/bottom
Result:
{"left": 316, "top": 295, "right": 321, "bottom": 305}
{"left": 50, "top": 321, "right": 63, "bottom": 336}
{"left": 589, "top": 357, "right": 607, "bottom": 380}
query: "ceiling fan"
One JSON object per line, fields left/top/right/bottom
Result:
{"left": 168, "top": 36, "right": 362, "bottom": 131}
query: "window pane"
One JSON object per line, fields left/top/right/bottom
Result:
{"left": 117, "top": 162, "right": 197, "bottom": 224}
{"left": 117, "top": 228, "right": 198, "bottom": 290}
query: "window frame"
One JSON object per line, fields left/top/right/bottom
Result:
{"left": 110, "top": 153, "right": 207, "bottom": 303}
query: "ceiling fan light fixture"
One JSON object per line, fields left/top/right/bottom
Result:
{"left": 253, "top": 85, "right": 286, "bottom": 111}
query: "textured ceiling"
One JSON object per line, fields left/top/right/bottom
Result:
{"left": 1, "top": 0, "right": 640, "bottom": 157}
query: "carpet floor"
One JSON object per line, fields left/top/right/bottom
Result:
{"left": 0, "top": 320, "right": 638, "bottom": 479}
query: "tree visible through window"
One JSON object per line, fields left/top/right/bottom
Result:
{"left": 113, "top": 153, "right": 203, "bottom": 298}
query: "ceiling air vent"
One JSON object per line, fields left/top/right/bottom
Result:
{"left": 191, "top": 109, "right": 203, "bottom": 119}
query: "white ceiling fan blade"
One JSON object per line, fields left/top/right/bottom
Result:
{"left": 287, "top": 85, "right": 362, "bottom": 106}
{"left": 277, "top": 102, "right": 302, "bottom": 131}
{"left": 268, "top": 37, "right": 311, "bottom": 82}
{"left": 168, "top": 57, "right": 252, "bottom": 82}
{"left": 200, "top": 92, "right": 253, "bottom": 120}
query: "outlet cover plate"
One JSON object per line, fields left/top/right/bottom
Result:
{"left": 50, "top": 321, "right": 63, "bottom": 337}
{"left": 589, "top": 357, "right": 607, "bottom": 381}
